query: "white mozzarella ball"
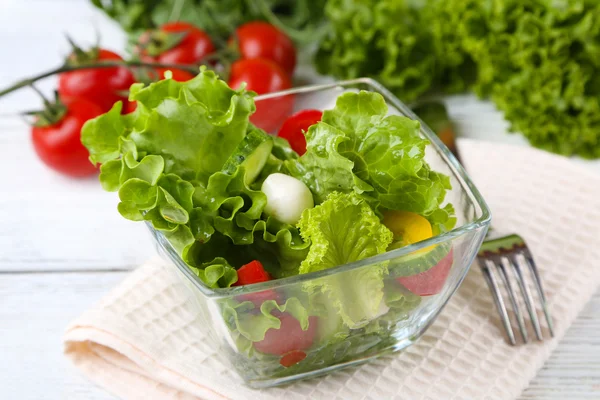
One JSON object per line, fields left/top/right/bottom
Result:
{"left": 261, "top": 173, "right": 314, "bottom": 225}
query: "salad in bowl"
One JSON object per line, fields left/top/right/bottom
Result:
{"left": 82, "top": 69, "right": 490, "bottom": 387}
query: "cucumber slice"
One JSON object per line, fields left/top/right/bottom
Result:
{"left": 223, "top": 128, "right": 274, "bottom": 185}
{"left": 388, "top": 242, "right": 451, "bottom": 277}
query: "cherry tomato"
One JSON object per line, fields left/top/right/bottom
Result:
{"left": 157, "top": 68, "right": 195, "bottom": 81}
{"left": 253, "top": 314, "right": 318, "bottom": 356}
{"left": 397, "top": 249, "right": 454, "bottom": 296}
{"left": 58, "top": 49, "right": 134, "bottom": 113}
{"left": 280, "top": 350, "right": 307, "bottom": 367}
{"left": 233, "top": 21, "right": 296, "bottom": 75}
{"left": 277, "top": 109, "right": 323, "bottom": 155}
{"left": 124, "top": 100, "right": 137, "bottom": 114}
{"left": 139, "top": 21, "right": 214, "bottom": 65}
{"left": 125, "top": 68, "right": 195, "bottom": 114}
{"left": 31, "top": 97, "right": 103, "bottom": 177}
{"left": 228, "top": 58, "right": 293, "bottom": 133}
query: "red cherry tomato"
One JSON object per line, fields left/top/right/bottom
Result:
{"left": 154, "top": 67, "right": 196, "bottom": 82}
{"left": 139, "top": 21, "right": 214, "bottom": 65}
{"left": 277, "top": 109, "right": 323, "bottom": 155}
{"left": 124, "top": 100, "right": 137, "bottom": 114}
{"left": 228, "top": 58, "right": 293, "bottom": 133}
{"left": 397, "top": 249, "right": 454, "bottom": 296}
{"left": 280, "top": 350, "right": 307, "bottom": 367}
{"left": 31, "top": 97, "right": 103, "bottom": 177}
{"left": 253, "top": 314, "right": 318, "bottom": 356}
{"left": 125, "top": 68, "right": 196, "bottom": 114}
{"left": 58, "top": 49, "right": 134, "bottom": 113}
{"left": 233, "top": 21, "right": 296, "bottom": 75}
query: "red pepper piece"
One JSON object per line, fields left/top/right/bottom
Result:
{"left": 233, "top": 260, "right": 279, "bottom": 306}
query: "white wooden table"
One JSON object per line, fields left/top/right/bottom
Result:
{"left": 1, "top": 1, "right": 599, "bottom": 399}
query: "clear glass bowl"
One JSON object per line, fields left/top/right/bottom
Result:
{"left": 148, "top": 78, "right": 491, "bottom": 388}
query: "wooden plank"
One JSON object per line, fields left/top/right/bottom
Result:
{"left": 1, "top": 271, "right": 598, "bottom": 399}
{"left": 1, "top": 271, "right": 123, "bottom": 400}
{"left": 0, "top": 0, "right": 126, "bottom": 114}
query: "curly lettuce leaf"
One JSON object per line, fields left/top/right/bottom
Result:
{"left": 315, "top": 0, "right": 472, "bottom": 103}
{"left": 222, "top": 297, "right": 310, "bottom": 343}
{"left": 83, "top": 67, "right": 256, "bottom": 182}
{"left": 189, "top": 257, "right": 238, "bottom": 289}
{"left": 81, "top": 69, "right": 287, "bottom": 288}
{"left": 129, "top": 70, "right": 255, "bottom": 181}
{"left": 298, "top": 192, "right": 393, "bottom": 328}
{"left": 289, "top": 90, "right": 453, "bottom": 227}
{"left": 192, "top": 166, "right": 310, "bottom": 277}
{"left": 318, "top": 0, "right": 600, "bottom": 158}
{"left": 455, "top": 0, "right": 600, "bottom": 158}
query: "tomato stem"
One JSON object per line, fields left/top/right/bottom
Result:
{"left": 24, "top": 85, "right": 68, "bottom": 127}
{"left": 0, "top": 61, "right": 200, "bottom": 98}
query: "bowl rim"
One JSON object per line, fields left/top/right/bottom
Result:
{"left": 150, "top": 77, "right": 492, "bottom": 298}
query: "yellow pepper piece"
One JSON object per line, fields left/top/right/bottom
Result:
{"left": 383, "top": 210, "right": 433, "bottom": 250}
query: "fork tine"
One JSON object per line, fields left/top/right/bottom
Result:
{"left": 496, "top": 257, "right": 529, "bottom": 343}
{"left": 521, "top": 250, "right": 555, "bottom": 338}
{"left": 509, "top": 255, "right": 543, "bottom": 341}
{"left": 479, "top": 258, "right": 517, "bottom": 345}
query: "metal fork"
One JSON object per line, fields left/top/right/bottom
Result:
{"left": 476, "top": 231, "right": 555, "bottom": 345}
{"left": 439, "top": 127, "right": 556, "bottom": 345}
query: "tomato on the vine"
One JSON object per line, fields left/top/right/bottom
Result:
{"left": 277, "top": 109, "right": 323, "bottom": 155}
{"left": 58, "top": 48, "right": 134, "bottom": 113}
{"left": 154, "top": 67, "right": 196, "bottom": 82}
{"left": 31, "top": 96, "right": 103, "bottom": 177}
{"left": 139, "top": 21, "right": 215, "bottom": 65}
{"left": 124, "top": 68, "right": 196, "bottom": 114}
{"left": 228, "top": 58, "right": 293, "bottom": 133}
{"left": 233, "top": 21, "right": 296, "bottom": 75}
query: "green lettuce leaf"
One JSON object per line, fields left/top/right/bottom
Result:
{"left": 289, "top": 90, "right": 454, "bottom": 227}
{"left": 80, "top": 69, "right": 278, "bottom": 288}
{"left": 192, "top": 166, "right": 310, "bottom": 278}
{"left": 317, "top": 0, "right": 600, "bottom": 158}
{"left": 128, "top": 68, "right": 255, "bottom": 181}
{"left": 222, "top": 297, "right": 310, "bottom": 343}
{"left": 298, "top": 192, "right": 393, "bottom": 328}
{"left": 315, "top": 0, "right": 472, "bottom": 103}
{"left": 189, "top": 257, "right": 238, "bottom": 289}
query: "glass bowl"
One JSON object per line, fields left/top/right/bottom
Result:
{"left": 148, "top": 78, "right": 491, "bottom": 388}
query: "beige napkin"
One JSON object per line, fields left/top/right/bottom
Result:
{"left": 64, "top": 139, "right": 600, "bottom": 400}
